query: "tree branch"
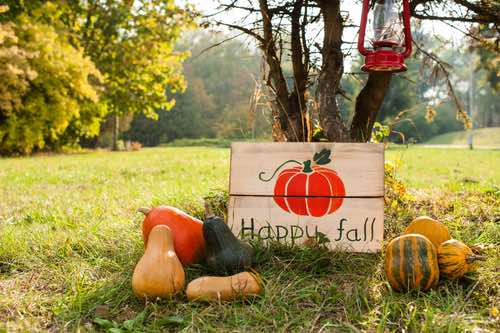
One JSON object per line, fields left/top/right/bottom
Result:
{"left": 413, "top": 41, "right": 469, "bottom": 126}
{"left": 453, "top": 0, "right": 500, "bottom": 23}
{"left": 350, "top": 73, "right": 392, "bottom": 142}
{"left": 411, "top": 13, "right": 495, "bottom": 23}
{"left": 191, "top": 33, "right": 246, "bottom": 60}
{"left": 410, "top": 0, "right": 500, "bottom": 24}
{"left": 214, "top": 21, "right": 264, "bottom": 43}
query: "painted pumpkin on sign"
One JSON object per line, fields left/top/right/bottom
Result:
{"left": 259, "top": 149, "right": 345, "bottom": 217}
{"left": 384, "top": 234, "right": 439, "bottom": 292}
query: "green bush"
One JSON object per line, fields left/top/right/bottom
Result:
{"left": 167, "top": 138, "right": 232, "bottom": 148}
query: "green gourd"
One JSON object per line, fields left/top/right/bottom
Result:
{"left": 203, "top": 216, "right": 254, "bottom": 274}
{"left": 384, "top": 234, "right": 439, "bottom": 292}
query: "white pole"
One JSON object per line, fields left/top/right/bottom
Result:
{"left": 467, "top": 53, "right": 474, "bottom": 150}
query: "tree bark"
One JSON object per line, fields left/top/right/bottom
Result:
{"left": 317, "top": 0, "right": 350, "bottom": 142}
{"left": 350, "top": 72, "right": 392, "bottom": 142}
{"left": 259, "top": 0, "right": 301, "bottom": 141}
{"left": 289, "top": 0, "right": 311, "bottom": 142}
{"left": 112, "top": 112, "right": 119, "bottom": 151}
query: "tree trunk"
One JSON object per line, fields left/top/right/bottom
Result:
{"left": 112, "top": 112, "right": 119, "bottom": 151}
{"left": 317, "top": 0, "right": 350, "bottom": 142}
{"left": 259, "top": 0, "right": 309, "bottom": 142}
{"left": 350, "top": 72, "right": 392, "bottom": 142}
{"left": 270, "top": 95, "right": 307, "bottom": 142}
{"left": 249, "top": 0, "right": 394, "bottom": 143}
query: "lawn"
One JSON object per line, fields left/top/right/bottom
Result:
{"left": 0, "top": 146, "right": 498, "bottom": 332}
{"left": 424, "top": 127, "right": 500, "bottom": 148}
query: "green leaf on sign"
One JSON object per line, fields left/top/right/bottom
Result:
{"left": 313, "top": 149, "right": 331, "bottom": 165}
{"left": 316, "top": 232, "right": 331, "bottom": 245}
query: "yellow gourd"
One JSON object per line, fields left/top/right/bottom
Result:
{"left": 186, "top": 271, "right": 263, "bottom": 301}
{"left": 437, "top": 239, "right": 484, "bottom": 280}
{"left": 132, "top": 225, "right": 185, "bottom": 299}
{"left": 403, "top": 216, "right": 451, "bottom": 248}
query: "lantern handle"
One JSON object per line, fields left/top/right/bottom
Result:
{"left": 357, "top": 0, "right": 371, "bottom": 56}
{"left": 402, "top": 0, "right": 412, "bottom": 58}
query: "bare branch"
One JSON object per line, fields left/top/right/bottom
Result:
{"left": 413, "top": 41, "right": 470, "bottom": 127}
{"left": 191, "top": 33, "right": 246, "bottom": 60}
{"left": 214, "top": 21, "right": 264, "bottom": 43}
{"left": 410, "top": 0, "right": 500, "bottom": 24}
{"left": 411, "top": 13, "right": 494, "bottom": 23}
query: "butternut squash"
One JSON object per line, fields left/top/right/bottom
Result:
{"left": 132, "top": 225, "right": 185, "bottom": 299}
{"left": 186, "top": 271, "right": 263, "bottom": 301}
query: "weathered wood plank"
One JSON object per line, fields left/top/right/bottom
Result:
{"left": 228, "top": 196, "right": 384, "bottom": 252}
{"left": 230, "top": 142, "right": 384, "bottom": 197}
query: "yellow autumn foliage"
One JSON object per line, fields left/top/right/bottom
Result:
{"left": 0, "top": 12, "right": 103, "bottom": 154}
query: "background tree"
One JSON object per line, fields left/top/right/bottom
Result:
{"left": 212, "top": 0, "right": 500, "bottom": 143}
{"left": 0, "top": 7, "right": 102, "bottom": 154}
{"left": 124, "top": 31, "right": 270, "bottom": 145}
{"left": 469, "top": 24, "right": 499, "bottom": 128}
{"left": 1, "top": 0, "right": 194, "bottom": 151}
{"left": 73, "top": 0, "right": 194, "bottom": 150}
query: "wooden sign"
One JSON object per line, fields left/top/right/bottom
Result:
{"left": 228, "top": 142, "right": 384, "bottom": 252}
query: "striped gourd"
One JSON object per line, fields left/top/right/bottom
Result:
{"left": 384, "top": 234, "right": 439, "bottom": 292}
{"left": 437, "top": 239, "right": 483, "bottom": 280}
{"left": 403, "top": 216, "right": 451, "bottom": 248}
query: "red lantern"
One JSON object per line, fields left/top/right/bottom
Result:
{"left": 357, "top": 0, "right": 412, "bottom": 72}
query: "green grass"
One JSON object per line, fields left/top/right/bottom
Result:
{"left": 0, "top": 146, "right": 499, "bottom": 332}
{"left": 386, "top": 146, "right": 499, "bottom": 190}
{"left": 424, "top": 127, "right": 500, "bottom": 147}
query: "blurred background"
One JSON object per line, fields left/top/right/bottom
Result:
{"left": 0, "top": 0, "right": 498, "bottom": 155}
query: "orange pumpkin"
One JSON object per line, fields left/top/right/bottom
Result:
{"left": 403, "top": 216, "right": 450, "bottom": 248}
{"left": 384, "top": 234, "right": 439, "bottom": 292}
{"left": 138, "top": 206, "right": 205, "bottom": 266}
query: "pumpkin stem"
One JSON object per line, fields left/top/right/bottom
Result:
{"left": 137, "top": 207, "right": 151, "bottom": 215}
{"left": 302, "top": 160, "right": 313, "bottom": 173}
{"left": 467, "top": 254, "right": 485, "bottom": 263}
{"left": 258, "top": 159, "right": 301, "bottom": 182}
{"left": 204, "top": 201, "right": 215, "bottom": 219}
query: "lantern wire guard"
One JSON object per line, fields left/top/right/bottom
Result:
{"left": 357, "top": 0, "right": 412, "bottom": 72}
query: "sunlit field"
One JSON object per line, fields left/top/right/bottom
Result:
{"left": 0, "top": 146, "right": 498, "bottom": 332}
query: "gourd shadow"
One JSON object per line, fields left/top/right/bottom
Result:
{"left": 59, "top": 268, "right": 189, "bottom": 328}
{"left": 244, "top": 240, "right": 385, "bottom": 318}
{"left": 252, "top": 239, "right": 382, "bottom": 277}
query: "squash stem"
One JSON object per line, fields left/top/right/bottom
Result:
{"left": 467, "top": 254, "right": 486, "bottom": 263}
{"left": 137, "top": 207, "right": 151, "bottom": 215}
